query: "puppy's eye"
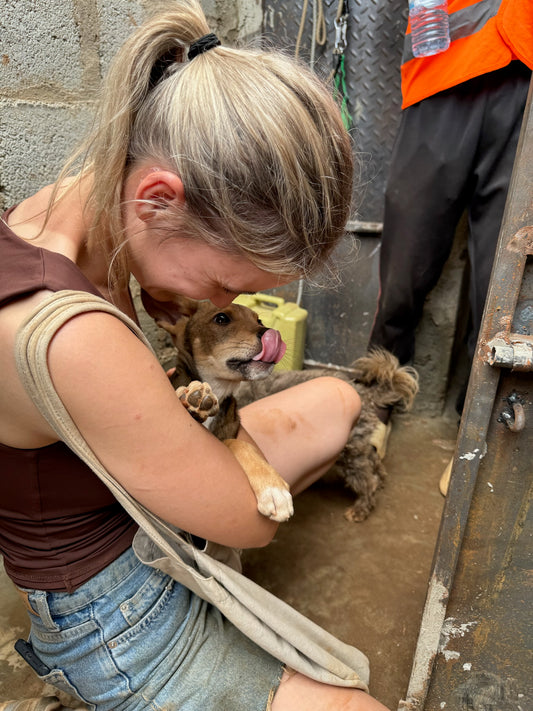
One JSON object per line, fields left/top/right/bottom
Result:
{"left": 213, "top": 313, "right": 231, "bottom": 325}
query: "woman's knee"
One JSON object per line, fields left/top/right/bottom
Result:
{"left": 316, "top": 376, "right": 361, "bottom": 429}
{"left": 270, "top": 670, "right": 389, "bottom": 710}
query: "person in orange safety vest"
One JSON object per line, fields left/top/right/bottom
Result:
{"left": 368, "top": 0, "right": 532, "bottom": 416}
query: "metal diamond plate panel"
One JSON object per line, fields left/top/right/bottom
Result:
{"left": 262, "top": 0, "right": 408, "bottom": 224}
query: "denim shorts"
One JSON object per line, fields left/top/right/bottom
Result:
{"left": 17, "top": 547, "right": 284, "bottom": 710}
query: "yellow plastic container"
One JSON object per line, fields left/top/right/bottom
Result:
{"left": 233, "top": 293, "right": 307, "bottom": 371}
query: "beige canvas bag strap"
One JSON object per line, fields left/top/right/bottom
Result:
{"left": 13, "top": 290, "right": 197, "bottom": 554}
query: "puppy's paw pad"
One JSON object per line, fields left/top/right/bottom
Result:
{"left": 257, "top": 487, "right": 294, "bottom": 522}
{"left": 176, "top": 381, "right": 219, "bottom": 422}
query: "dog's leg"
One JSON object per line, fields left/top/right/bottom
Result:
{"left": 209, "top": 396, "right": 241, "bottom": 440}
{"left": 177, "top": 386, "right": 293, "bottom": 521}
{"left": 223, "top": 439, "right": 294, "bottom": 522}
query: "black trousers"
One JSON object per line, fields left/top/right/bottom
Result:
{"left": 368, "top": 61, "right": 531, "bottom": 364}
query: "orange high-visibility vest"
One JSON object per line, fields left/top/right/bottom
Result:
{"left": 401, "top": 0, "right": 533, "bottom": 109}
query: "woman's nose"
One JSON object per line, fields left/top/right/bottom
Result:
{"left": 209, "top": 293, "right": 235, "bottom": 308}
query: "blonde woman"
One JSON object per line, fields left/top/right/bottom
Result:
{"left": 0, "top": 2, "right": 389, "bottom": 709}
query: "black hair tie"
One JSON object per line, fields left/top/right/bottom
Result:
{"left": 188, "top": 33, "right": 221, "bottom": 61}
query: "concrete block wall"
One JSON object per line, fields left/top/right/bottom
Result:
{"left": 1, "top": 0, "right": 136, "bottom": 210}
{"left": 0, "top": 0, "right": 261, "bottom": 210}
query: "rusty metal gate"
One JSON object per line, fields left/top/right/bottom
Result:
{"left": 399, "top": 80, "right": 533, "bottom": 711}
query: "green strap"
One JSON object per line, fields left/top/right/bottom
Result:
{"left": 333, "top": 54, "right": 353, "bottom": 131}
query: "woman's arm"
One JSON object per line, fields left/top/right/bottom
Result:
{"left": 47, "top": 310, "right": 279, "bottom": 548}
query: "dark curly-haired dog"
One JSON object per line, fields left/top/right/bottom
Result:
{"left": 235, "top": 349, "right": 419, "bottom": 521}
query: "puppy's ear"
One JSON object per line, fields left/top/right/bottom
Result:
{"left": 157, "top": 319, "right": 188, "bottom": 349}
{"left": 169, "top": 295, "right": 201, "bottom": 318}
{"left": 141, "top": 290, "right": 199, "bottom": 324}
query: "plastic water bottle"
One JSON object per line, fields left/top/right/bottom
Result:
{"left": 409, "top": 0, "right": 450, "bottom": 57}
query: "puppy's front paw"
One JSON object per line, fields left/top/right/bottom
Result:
{"left": 176, "top": 381, "right": 219, "bottom": 422}
{"left": 257, "top": 487, "right": 294, "bottom": 522}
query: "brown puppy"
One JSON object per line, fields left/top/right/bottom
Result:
{"left": 158, "top": 301, "right": 293, "bottom": 522}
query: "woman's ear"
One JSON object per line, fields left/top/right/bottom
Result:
{"left": 134, "top": 169, "right": 186, "bottom": 222}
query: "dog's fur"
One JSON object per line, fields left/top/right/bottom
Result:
{"left": 159, "top": 299, "right": 419, "bottom": 522}
{"left": 235, "top": 351, "right": 419, "bottom": 521}
{"left": 158, "top": 300, "right": 294, "bottom": 522}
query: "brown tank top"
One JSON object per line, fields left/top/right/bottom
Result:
{"left": 0, "top": 208, "right": 137, "bottom": 592}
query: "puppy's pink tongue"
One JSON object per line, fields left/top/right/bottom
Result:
{"left": 252, "top": 329, "right": 287, "bottom": 364}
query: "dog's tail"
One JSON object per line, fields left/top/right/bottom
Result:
{"left": 351, "top": 348, "right": 419, "bottom": 412}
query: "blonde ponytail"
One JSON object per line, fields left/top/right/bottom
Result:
{"left": 62, "top": 0, "right": 354, "bottom": 289}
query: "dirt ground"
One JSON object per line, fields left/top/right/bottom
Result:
{"left": 0, "top": 410, "right": 458, "bottom": 710}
